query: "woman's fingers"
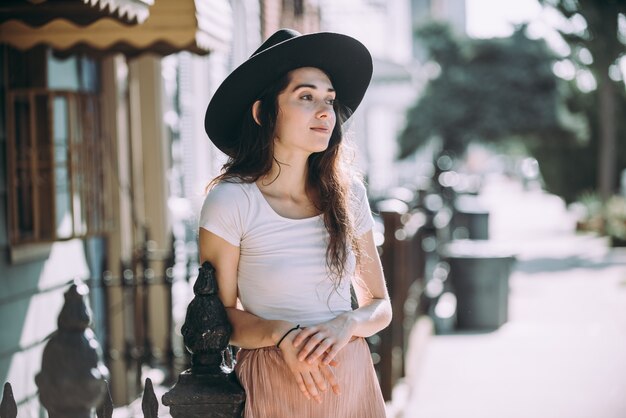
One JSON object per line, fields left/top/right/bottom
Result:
{"left": 291, "top": 326, "right": 317, "bottom": 347}
{"left": 297, "top": 332, "right": 328, "bottom": 361}
{"left": 294, "top": 373, "right": 311, "bottom": 400}
{"left": 310, "top": 369, "right": 328, "bottom": 393}
{"left": 301, "top": 373, "right": 322, "bottom": 403}
{"left": 293, "top": 319, "right": 353, "bottom": 364}
{"left": 320, "top": 364, "right": 341, "bottom": 395}
{"left": 304, "top": 338, "right": 333, "bottom": 364}
{"left": 322, "top": 345, "right": 342, "bottom": 365}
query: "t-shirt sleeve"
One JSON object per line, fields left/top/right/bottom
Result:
{"left": 352, "top": 178, "right": 375, "bottom": 237}
{"left": 199, "top": 182, "right": 247, "bottom": 247}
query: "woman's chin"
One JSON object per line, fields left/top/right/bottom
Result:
{"left": 309, "top": 137, "right": 331, "bottom": 153}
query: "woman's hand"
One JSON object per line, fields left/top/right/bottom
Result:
{"left": 291, "top": 313, "right": 356, "bottom": 367}
{"left": 279, "top": 329, "right": 341, "bottom": 403}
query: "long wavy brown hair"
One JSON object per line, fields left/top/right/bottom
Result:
{"left": 209, "top": 69, "right": 362, "bottom": 285}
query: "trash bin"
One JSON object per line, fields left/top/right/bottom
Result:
{"left": 452, "top": 194, "right": 489, "bottom": 240}
{"left": 441, "top": 240, "right": 516, "bottom": 330}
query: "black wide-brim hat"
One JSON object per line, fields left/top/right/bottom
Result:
{"left": 205, "top": 28, "right": 373, "bottom": 157}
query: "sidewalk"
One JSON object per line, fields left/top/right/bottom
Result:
{"left": 394, "top": 177, "right": 626, "bottom": 418}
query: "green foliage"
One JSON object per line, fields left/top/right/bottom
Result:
{"left": 401, "top": 7, "right": 626, "bottom": 203}
{"left": 605, "top": 195, "right": 626, "bottom": 240}
{"left": 538, "top": 0, "right": 626, "bottom": 198}
{"left": 528, "top": 82, "right": 626, "bottom": 202}
{"left": 572, "top": 192, "right": 626, "bottom": 243}
{"left": 572, "top": 190, "right": 605, "bottom": 234}
{"left": 528, "top": 133, "right": 597, "bottom": 203}
{"left": 538, "top": 0, "right": 626, "bottom": 72}
{"left": 399, "top": 22, "right": 576, "bottom": 159}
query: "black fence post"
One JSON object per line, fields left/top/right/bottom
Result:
{"left": 376, "top": 199, "right": 408, "bottom": 401}
{"left": 163, "top": 254, "right": 176, "bottom": 384}
{"left": 35, "top": 280, "right": 110, "bottom": 418}
{"left": 400, "top": 210, "right": 428, "bottom": 357}
{"left": 162, "top": 262, "right": 245, "bottom": 417}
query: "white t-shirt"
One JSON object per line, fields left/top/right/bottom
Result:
{"left": 199, "top": 179, "right": 374, "bottom": 326}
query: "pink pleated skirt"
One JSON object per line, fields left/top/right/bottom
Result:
{"left": 235, "top": 337, "right": 386, "bottom": 418}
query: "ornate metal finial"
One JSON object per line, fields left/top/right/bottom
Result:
{"left": 162, "top": 262, "right": 245, "bottom": 417}
{"left": 192, "top": 262, "right": 219, "bottom": 295}
{"left": 180, "top": 262, "right": 232, "bottom": 374}
{"left": 58, "top": 279, "right": 91, "bottom": 330}
{"left": 96, "top": 381, "right": 113, "bottom": 418}
{"left": 36, "top": 280, "right": 110, "bottom": 418}
{"left": 142, "top": 378, "right": 159, "bottom": 418}
{"left": 0, "top": 382, "right": 17, "bottom": 418}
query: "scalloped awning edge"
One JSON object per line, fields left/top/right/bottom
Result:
{"left": 0, "top": 0, "right": 231, "bottom": 56}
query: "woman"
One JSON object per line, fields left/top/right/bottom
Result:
{"left": 199, "top": 28, "right": 391, "bottom": 417}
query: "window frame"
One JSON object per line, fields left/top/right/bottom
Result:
{"left": 6, "top": 87, "right": 111, "bottom": 246}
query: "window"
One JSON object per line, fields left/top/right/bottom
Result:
{"left": 5, "top": 48, "right": 110, "bottom": 245}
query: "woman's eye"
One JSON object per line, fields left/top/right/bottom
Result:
{"left": 326, "top": 98, "right": 336, "bottom": 105}
{"left": 301, "top": 94, "right": 313, "bottom": 101}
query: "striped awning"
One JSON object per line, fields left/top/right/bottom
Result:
{"left": 0, "top": 0, "right": 153, "bottom": 26}
{"left": 0, "top": 0, "right": 232, "bottom": 56}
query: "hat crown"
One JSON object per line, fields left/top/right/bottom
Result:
{"left": 251, "top": 28, "right": 302, "bottom": 57}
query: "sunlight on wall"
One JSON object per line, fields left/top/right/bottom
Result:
{"left": 6, "top": 239, "right": 91, "bottom": 412}
{"left": 38, "top": 239, "right": 90, "bottom": 289}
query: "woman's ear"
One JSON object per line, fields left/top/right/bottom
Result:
{"left": 252, "top": 100, "right": 262, "bottom": 126}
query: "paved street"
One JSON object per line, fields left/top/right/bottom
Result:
{"left": 396, "top": 177, "right": 626, "bottom": 418}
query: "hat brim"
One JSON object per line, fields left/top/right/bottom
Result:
{"left": 205, "top": 32, "right": 373, "bottom": 157}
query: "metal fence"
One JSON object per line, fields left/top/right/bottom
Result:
{"left": 0, "top": 378, "right": 157, "bottom": 418}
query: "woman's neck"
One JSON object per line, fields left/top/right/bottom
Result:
{"left": 259, "top": 156, "right": 308, "bottom": 197}
{"left": 256, "top": 154, "right": 321, "bottom": 219}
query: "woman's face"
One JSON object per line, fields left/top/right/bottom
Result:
{"left": 273, "top": 67, "right": 337, "bottom": 156}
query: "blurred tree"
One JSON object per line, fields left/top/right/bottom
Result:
{"left": 531, "top": 81, "right": 626, "bottom": 203}
{"left": 399, "top": 22, "right": 575, "bottom": 159}
{"left": 538, "top": 0, "right": 626, "bottom": 199}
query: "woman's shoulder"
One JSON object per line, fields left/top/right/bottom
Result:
{"left": 199, "top": 180, "right": 256, "bottom": 245}
{"left": 207, "top": 179, "right": 254, "bottom": 197}
{"left": 203, "top": 179, "right": 255, "bottom": 210}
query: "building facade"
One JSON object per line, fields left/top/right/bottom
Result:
{"left": 0, "top": 0, "right": 231, "bottom": 412}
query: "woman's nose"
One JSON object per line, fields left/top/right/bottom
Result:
{"left": 317, "top": 103, "right": 333, "bottom": 118}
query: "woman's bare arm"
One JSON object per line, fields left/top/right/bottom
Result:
{"left": 291, "top": 229, "right": 392, "bottom": 364}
